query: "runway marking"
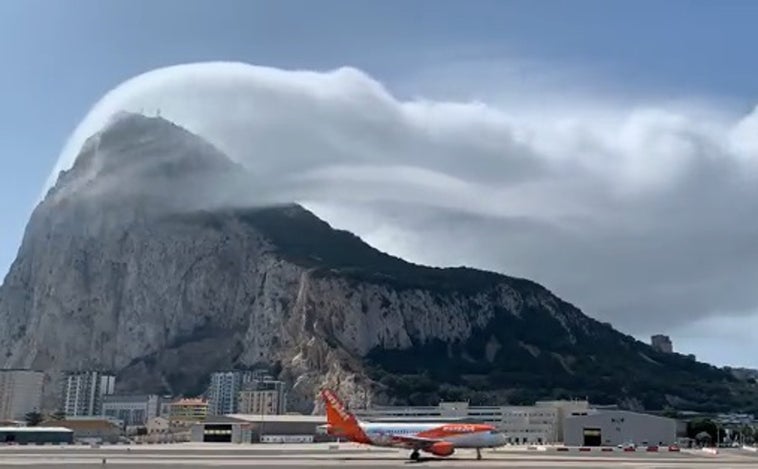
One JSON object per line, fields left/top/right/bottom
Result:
{"left": 3, "top": 444, "right": 758, "bottom": 468}
{"left": 2, "top": 457, "right": 758, "bottom": 467}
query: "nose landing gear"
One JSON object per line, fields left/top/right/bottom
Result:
{"left": 410, "top": 449, "right": 420, "bottom": 461}
{"left": 476, "top": 448, "right": 482, "bottom": 460}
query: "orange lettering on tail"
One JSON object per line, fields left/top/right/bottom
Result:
{"left": 320, "top": 389, "right": 371, "bottom": 444}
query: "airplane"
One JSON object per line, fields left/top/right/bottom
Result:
{"left": 318, "top": 389, "right": 508, "bottom": 461}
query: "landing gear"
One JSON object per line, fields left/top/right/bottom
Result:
{"left": 410, "top": 450, "right": 420, "bottom": 461}
{"left": 476, "top": 448, "right": 482, "bottom": 460}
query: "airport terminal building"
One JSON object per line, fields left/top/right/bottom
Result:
{"left": 191, "top": 401, "right": 680, "bottom": 447}
{"left": 192, "top": 400, "right": 589, "bottom": 445}
{"left": 563, "top": 410, "right": 678, "bottom": 447}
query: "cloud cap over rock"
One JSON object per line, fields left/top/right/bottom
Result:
{"left": 48, "top": 62, "right": 758, "bottom": 364}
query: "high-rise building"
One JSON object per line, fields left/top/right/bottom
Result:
{"left": 102, "top": 394, "right": 161, "bottom": 427}
{"left": 0, "top": 369, "right": 44, "bottom": 421}
{"left": 206, "top": 370, "right": 285, "bottom": 416}
{"left": 62, "top": 371, "right": 116, "bottom": 417}
{"left": 237, "top": 378, "right": 287, "bottom": 415}
{"left": 208, "top": 371, "right": 246, "bottom": 416}
{"left": 651, "top": 335, "right": 673, "bottom": 353}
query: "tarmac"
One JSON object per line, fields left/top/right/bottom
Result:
{"left": 2, "top": 443, "right": 758, "bottom": 468}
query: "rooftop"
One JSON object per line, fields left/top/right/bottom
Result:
{"left": 41, "top": 420, "right": 119, "bottom": 430}
{"left": 104, "top": 394, "right": 157, "bottom": 403}
{"left": 222, "top": 414, "right": 325, "bottom": 424}
{"left": 0, "top": 427, "right": 73, "bottom": 433}
{"left": 565, "top": 409, "right": 678, "bottom": 422}
{"left": 172, "top": 398, "right": 208, "bottom": 405}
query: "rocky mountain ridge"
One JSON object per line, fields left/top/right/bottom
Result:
{"left": 1, "top": 113, "right": 755, "bottom": 413}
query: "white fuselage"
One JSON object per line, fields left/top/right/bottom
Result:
{"left": 357, "top": 422, "right": 508, "bottom": 449}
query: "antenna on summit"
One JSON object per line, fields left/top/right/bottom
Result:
{"left": 156, "top": 108, "right": 161, "bottom": 117}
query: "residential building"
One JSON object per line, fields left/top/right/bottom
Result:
{"left": 102, "top": 394, "right": 161, "bottom": 427}
{"left": 61, "top": 371, "right": 115, "bottom": 417}
{"left": 159, "top": 396, "right": 174, "bottom": 418}
{"left": 0, "top": 370, "right": 44, "bottom": 421}
{"left": 168, "top": 398, "right": 208, "bottom": 422}
{"left": 136, "top": 416, "right": 192, "bottom": 444}
{"left": 146, "top": 416, "right": 170, "bottom": 434}
{"left": 208, "top": 372, "right": 246, "bottom": 416}
{"left": 238, "top": 379, "right": 287, "bottom": 415}
{"left": 651, "top": 334, "right": 673, "bottom": 353}
{"left": 207, "top": 370, "right": 282, "bottom": 416}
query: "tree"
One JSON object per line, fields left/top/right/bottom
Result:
{"left": 24, "top": 411, "right": 43, "bottom": 427}
{"left": 662, "top": 407, "right": 680, "bottom": 419}
{"left": 687, "top": 419, "right": 718, "bottom": 445}
{"left": 49, "top": 410, "right": 66, "bottom": 421}
{"left": 740, "top": 425, "right": 755, "bottom": 444}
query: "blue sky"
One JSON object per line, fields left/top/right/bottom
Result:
{"left": 2, "top": 0, "right": 758, "bottom": 274}
{"left": 3, "top": 0, "right": 758, "bottom": 366}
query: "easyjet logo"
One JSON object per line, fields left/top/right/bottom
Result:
{"left": 324, "top": 391, "right": 351, "bottom": 422}
{"left": 443, "top": 424, "right": 476, "bottom": 433}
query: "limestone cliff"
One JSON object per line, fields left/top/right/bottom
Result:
{"left": 1, "top": 113, "right": 753, "bottom": 413}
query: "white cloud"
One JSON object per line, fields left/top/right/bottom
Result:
{"left": 48, "top": 62, "right": 758, "bottom": 366}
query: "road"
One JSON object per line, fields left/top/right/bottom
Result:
{"left": 1, "top": 443, "right": 758, "bottom": 468}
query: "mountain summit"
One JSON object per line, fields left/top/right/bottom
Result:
{"left": 1, "top": 114, "right": 754, "bottom": 412}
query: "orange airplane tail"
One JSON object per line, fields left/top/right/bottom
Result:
{"left": 320, "top": 389, "right": 370, "bottom": 444}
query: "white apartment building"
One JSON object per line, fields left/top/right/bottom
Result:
{"left": 208, "top": 370, "right": 285, "bottom": 416}
{"left": 0, "top": 369, "right": 44, "bottom": 421}
{"left": 208, "top": 372, "right": 248, "bottom": 416}
{"left": 62, "top": 371, "right": 116, "bottom": 417}
{"left": 102, "top": 394, "right": 161, "bottom": 427}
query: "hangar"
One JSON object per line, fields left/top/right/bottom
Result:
{"left": 564, "top": 410, "right": 677, "bottom": 447}
{"left": 191, "top": 414, "right": 330, "bottom": 443}
{"left": 0, "top": 427, "right": 74, "bottom": 445}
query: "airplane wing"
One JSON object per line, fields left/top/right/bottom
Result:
{"left": 387, "top": 434, "right": 442, "bottom": 449}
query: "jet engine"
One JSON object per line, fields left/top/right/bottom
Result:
{"left": 425, "top": 441, "right": 455, "bottom": 457}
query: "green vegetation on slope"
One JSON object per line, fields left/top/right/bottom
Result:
{"left": 364, "top": 307, "right": 758, "bottom": 411}
{"left": 181, "top": 205, "right": 758, "bottom": 413}
{"left": 233, "top": 204, "right": 542, "bottom": 295}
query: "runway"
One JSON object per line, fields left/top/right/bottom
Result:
{"left": 2, "top": 443, "right": 758, "bottom": 468}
